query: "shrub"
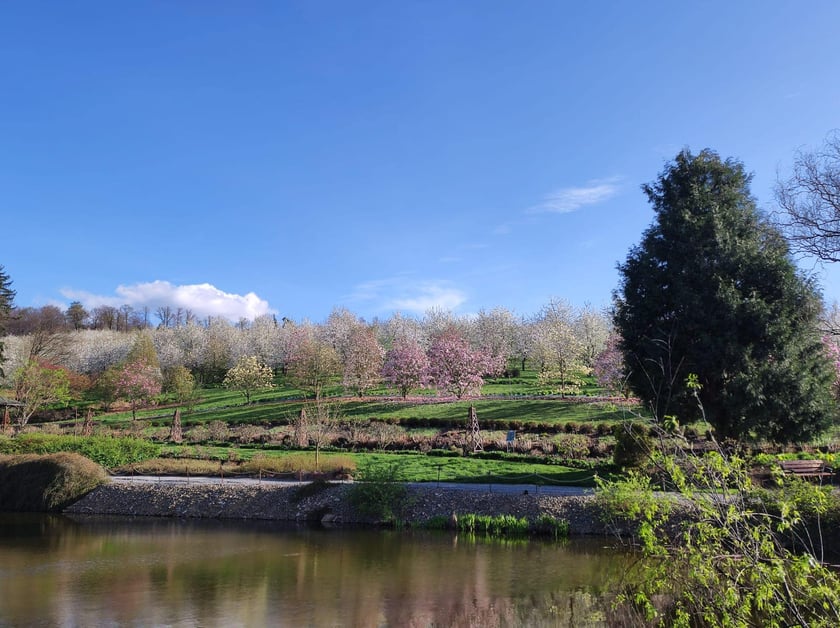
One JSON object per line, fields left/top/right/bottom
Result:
{"left": 612, "top": 422, "right": 653, "bottom": 469}
{"left": 554, "top": 433, "right": 592, "bottom": 460}
{"left": 348, "top": 465, "right": 411, "bottom": 523}
{"left": 235, "top": 425, "right": 266, "bottom": 444}
{"left": 0, "top": 452, "right": 109, "bottom": 511}
{"left": 207, "top": 420, "right": 230, "bottom": 442}
{"left": 186, "top": 425, "right": 210, "bottom": 444}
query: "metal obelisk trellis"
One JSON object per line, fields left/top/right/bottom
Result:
{"left": 467, "top": 405, "right": 483, "bottom": 453}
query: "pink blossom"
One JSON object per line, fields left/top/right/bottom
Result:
{"left": 382, "top": 338, "right": 430, "bottom": 399}
{"left": 426, "top": 329, "right": 503, "bottom": 399}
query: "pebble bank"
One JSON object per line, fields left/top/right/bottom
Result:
{"left": 65, "top": 479, "right": 610, "bottom": 535}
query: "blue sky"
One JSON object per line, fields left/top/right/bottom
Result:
{"left": 3, "top": 1, "right": 840, "bottom": 323}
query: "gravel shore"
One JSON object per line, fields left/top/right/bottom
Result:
{"left": 65, "top": 479, "right": 611, "bottom": 535}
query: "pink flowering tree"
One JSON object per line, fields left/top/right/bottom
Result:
{"left": 382, "top": 338, "right": 430, "bottom": 398}
{"left": 116, "top": 359, "right": 162, "bottom": 420}
{"left": 593, "top": 332, "right": 630, "bottom": 397}
{"left": 426, "top": 329, "right": 504, "bottom": 399}
{"left": 824, "top": 336, "right": 840, "bottom": 400}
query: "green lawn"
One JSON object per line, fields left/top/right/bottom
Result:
{"left": 353, "top": 452, "right": 600, "bottom": 486}
{"left": 94, "top": 390, "right": 641, "bottom": 429}
{"left": 156, "top": 445, "right": 601, "bottom": 486}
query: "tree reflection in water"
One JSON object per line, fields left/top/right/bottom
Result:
{"left": 0, "top": 514, "right": 634, "bottom": 627}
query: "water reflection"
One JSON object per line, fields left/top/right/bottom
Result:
{"left": 0, "top": 514, "right": 630, "bottom": 627}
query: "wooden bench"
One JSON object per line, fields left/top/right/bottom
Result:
{"left": 779, "top": 459, "right": 835, "bottom": 482}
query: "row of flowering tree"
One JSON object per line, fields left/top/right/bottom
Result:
{"left": 1, "top": 303, "right": 611, "bottom": 381}
{"left": 0, "top": 302, "right": 623, "bottom": 409}
{"left": 383, "top": 330, "right": 505, "bottom": 399}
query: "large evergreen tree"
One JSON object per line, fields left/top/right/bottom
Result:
{"left": 614, "top": 150, "right": 836, "bottom": 442}
{"left": 0, "top": 265, "right": 15, "bottom": 377}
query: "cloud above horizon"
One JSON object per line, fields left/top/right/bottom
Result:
{"left": 61, "top": 281, "right": 275, "bottom": 322}
{"left": 529, "top": 177, "right": 621, "bottom": 214}
{"left": 349, "top": 278, "right": 467, "bottom": 315}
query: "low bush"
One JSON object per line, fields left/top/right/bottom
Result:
{"left": 348, "top": 465, "right": 412, "bottom": 523}
{"left": 0, "top": 452, "right": 109, "bottom": 511}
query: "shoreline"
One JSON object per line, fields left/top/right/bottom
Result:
{"left": 64, "top": 477, "right": 611, "bottom": 536}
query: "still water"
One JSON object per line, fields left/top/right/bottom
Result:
{"left": 0, "top": 514, "right": 631, "bottom": 627}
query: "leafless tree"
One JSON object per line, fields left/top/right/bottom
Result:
{"left": 91, "top": 305, "right": 118, "bottom": 330}
{"left": 775, "top": 130, "right": 840, "bottom": 262}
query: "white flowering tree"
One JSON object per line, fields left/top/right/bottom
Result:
{"left": 531, "top": 299, "right": 589, "bottom": 395}
{"left": 223, "top": 355, "right": 275, "bottom": 404}
{"left": 342, "top": 326, "right": 385, "bottom": 397}
{"left": 287, "top": 324, "right": 342, "bottom": 400}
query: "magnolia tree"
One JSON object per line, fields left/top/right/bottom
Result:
{"left": 115, "top": 359, "right": 162, "bottom": 420}
{"left": 824, "top": 336, "right": 840, "bottom": 400}
{"left": 574, "top": 305, "right": 610, "bottom": 367}
{"left": 382, "top": 338, "right": 430, "bottom": 398}
{"left": 323, "top": 307, "right": 363, "bottom": 362}
{"left": 287, "top": 325, "right": 342, "bottom": 400}
{"left": 223, "top": 355, "right": 275, "bottom": 404}
{"left": 531, "top": 299, "right": 589, "bottom": 395}
{"left": 593, "top": 332, "right": 630, "bottom": 397}
{"left": 342, "top": 326, "right": 384, "bottom": 397}
{"left": 471, "top": 307, "right": 520, "bottom": 371}
{"left": 427, "top": 329, "right": 504, "bottom": 399}
{"left": 242, "top": 314, "right": 286, "bottom": 369}
{"left": 376, "top": 311, "right": 426, "bottom": 350}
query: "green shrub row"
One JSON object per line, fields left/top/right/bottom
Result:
{"left": 0, "top": 434, "right": 160, "bottom": 468}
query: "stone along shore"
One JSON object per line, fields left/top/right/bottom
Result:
{"left": 65, "top": 479, "right": 610, "bottom": 535}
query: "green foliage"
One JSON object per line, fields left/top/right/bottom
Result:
{"left": 597, "top": 439, "right": 840, "bottom": 626}
{"left": 347, "top": 465, "right": 412, "bottom": 523}
{"left": 0, "top": 452, "right": 108, "bottom": 511}
{"left": 531, "top": 514, "right": 570, "bottom": 539}
{"left": 612, "top": 422, "right": 653, "bottom": 469}
{"left": 455, "top": 513, "right": 530, "bottom": 537}
{"left": 126, "top": 332, "right": 160, "bottom": 370}
{"left": 615, "top": 149, "right": 837, "bottom": 442}
{"left": 13, "top": 360, "right": 72, "bottom": 426}
{"left": 163, "top": 365, "right": 197, "bottom": 409}
{"left": 0, "top": 433, "right": 159, "bottom": 468}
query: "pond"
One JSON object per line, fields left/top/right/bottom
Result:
{"left": 0, "top": 514, "right": 633, "bottom": 627}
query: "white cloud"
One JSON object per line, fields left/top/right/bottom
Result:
{"left": 529, "top": 177, "right": 621, "bottom": 214}
{"left": 349, "top": 278, "right": 467, "bottom": 315}
{"left": 60, "top": 280, "right": 274, "bottom": 321}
